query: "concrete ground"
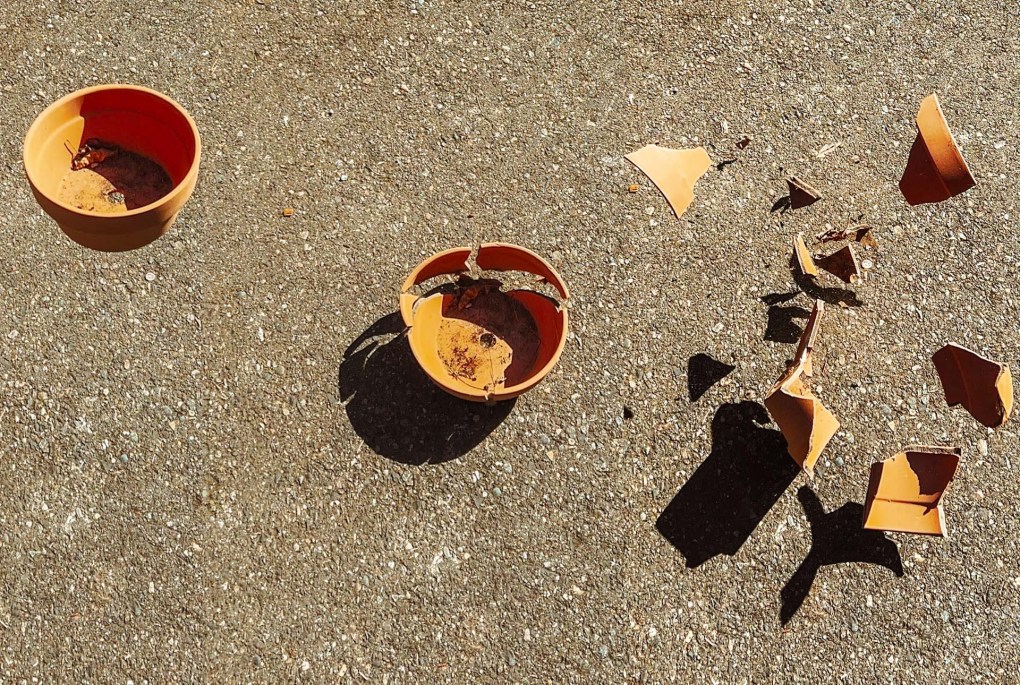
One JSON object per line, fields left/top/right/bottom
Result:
{"left": 1, "top": 1, "right": 1018, "bottom": 682}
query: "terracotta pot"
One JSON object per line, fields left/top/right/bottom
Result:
{"left": 899, "top": 93, "right": 974, "bottom": 206}
{"left": 23, "top": 84, "right": 201, "bottom": 251}
{"left": 400, "top": 244, "right": 569, "bottom": 403}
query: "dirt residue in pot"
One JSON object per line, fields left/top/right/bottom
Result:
{"left": 57, "top": 139, "right": 173, "bottom": 213}
{"left": 436, "top": 277, "right": 541, "bottom": 392}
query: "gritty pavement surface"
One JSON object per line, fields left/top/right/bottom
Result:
{"left": 1, "top": 1, "right": 1019, "bottom": 683}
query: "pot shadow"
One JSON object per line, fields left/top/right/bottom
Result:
{"left": 780, "top": 486, "right": 904, "bottom": 625}
{"left": 687, "top": 353, "right": 736, "bottom": 402}
{"left": 656, "top": 401, "right": 799, "bottom": 568}
{"left": 764, "top": 305, "right": 811, "bottom": 344}
{"left": 86, "top": 151, "right": 174, "bottom": 210}
{"left": 338, "top": 312, "right": 515, "bottom": 465}
{"left": 70, "top": 129, "right": 177, "bottom": 210}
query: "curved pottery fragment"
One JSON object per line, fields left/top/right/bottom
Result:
{"left": 932, "top": 343, "right": 1013, "bottom": 427}
{"left": 793, "top": 234, "right": 863, "bottom": 284}
{"left": 899, "top": 93, "right": 975, "bottom": 206}
{"left": 400, "top": 244, "right": 568, "bottom": 403}
{"left": 764, "top": 300, "right": 840, "bottom": 474}
{"left": 625, "top": 145, "right": 711, "bottom": 219}
{"left": 863, "top": 446, "right": 961, "bottom": 536}
{"left": 793, "top": 233, "right": 818, "bottom": 279}
{"left": 23, "top": 84, "right": 201, "bottom": 251}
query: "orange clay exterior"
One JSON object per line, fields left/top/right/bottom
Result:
{"left": 764, "top": 300, "right": 840, "bottom": 473}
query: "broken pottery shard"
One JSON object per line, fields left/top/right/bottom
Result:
{"left": 814, "top": 244, "right": 861, "bottom": 284}
{"left": 816, "top": 225, "right": 878, "bottom": 249}
{"left": 932, "top": 343, "right": 1013, "bottom": 427}
{"left": 786, "top": 176, "right": 822, "bottom": 209}
{"left": 625, "top": 145, "right": 711, "bottom": 219}
{"left": 793, "top": 233, "right": 818, "bottom": 279}
{"left": 900, "top": 93, "right": 975, "bottom": 206}
{"left": 764, "top": 300, "right": 840, "bottom": 473}
{"left": 863, "top": 446, "right": 961, "bottom": 536}
{"left": 813, "top": 141, "right": 842, "bottom": 159}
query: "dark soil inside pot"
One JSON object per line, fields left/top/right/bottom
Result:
{"left": 57, "top": 140, "right": 173, "bottom": 213}
{"left": 437, "top": 278, "right": 541, "bottom": 391}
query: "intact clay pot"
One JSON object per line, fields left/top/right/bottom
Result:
{"left": 24, "top": 84, "right": 201, "bottom": 251}
{"left": 899, "top": 93, "right": 974, "bottom": 206}
{"left": 400, "top": 244, "right": 569, "bottom": 403}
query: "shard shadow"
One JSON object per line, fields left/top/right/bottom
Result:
{"left": 760, "top": 291, "right": 800, "bottom": 307}
{"left": 338, "top": 312, "right": 515, "bottom": 465}
{"left": 792, "top": 259, "right": 864, "bottom": 308}
{"left": 780, "top": 487, "right": 904, "bottom": 625}
{"left": 686, "top": 353, "right": 736, "bottom": 402}
{"left": 656, "top": 401, "right": 799, "bottom": 568}
{"left": 771, "top": 195, "right": 792, "bottom": 213}
{"left": 765, "top": 305, "right": 811, "bottom": 344}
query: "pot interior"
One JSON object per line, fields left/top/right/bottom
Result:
{"left": 25, "top": 87, "right": 198, "bottom": 208}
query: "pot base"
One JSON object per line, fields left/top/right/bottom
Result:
{"left": 436, "top": 284, "right": 541, "bottom": 394}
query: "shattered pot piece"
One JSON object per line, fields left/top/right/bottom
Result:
{"left": 816, "top": 224, "right": 878, "bottom": 249}
{"left": 899, "top": 93, "right": 975, "bottom": 206}
{"left": 814, "top": 244, "right": 862, "bottom": 284}
{"left": 625, "top": 144, "right": 711, "bottom": 219}
{"left": 863, "top": 446, "right": 961, "bottom": 536}
{"left": 793, "top": 233, "right": 818, "bottom": 279}
{"left": 787, "top": 176, "right": 822, "bottom": 209}
{"left": 764, "top": 300, "right": 840, "bottom": 474}
{"left": 792, "top": 235, "right": 862, "bottom": 284}
{"left": 400, "top": 244, "right": 569, "bottom": 403}
{"left": 932, "top": 343, "right": 1013, "bottom": 428}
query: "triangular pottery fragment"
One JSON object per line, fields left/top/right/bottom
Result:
{"left": 787, "top": 176, "right": 822, "bottom": 209}
{"left": 625, "top": 145, "right": 711, "bottom": 219}
{"left": 862, "top": 446, "right": 961, "bottom": 536}
{"left": 816, "top": 225, "right": 878, "bottom": 249}
{"left": 815, "top": 244, "right": 862, "bottom": 284}
{"left": 932, "top": 343, "right": 1013, "bottom": 427}
{"left": 899, "top": 93, "right": 975, "bottom": 205}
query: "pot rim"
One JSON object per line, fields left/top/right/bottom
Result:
{"left": 23, "top": 83, "right": 202, "bottom": 220}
